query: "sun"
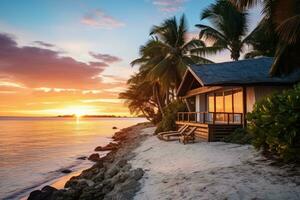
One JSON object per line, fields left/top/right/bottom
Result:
{"left": 60, "top": 106, "right": 95, "bottom": 118}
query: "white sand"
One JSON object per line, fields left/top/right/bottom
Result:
{"left": 130, "top": 127, "right": 300, "bottom": 200}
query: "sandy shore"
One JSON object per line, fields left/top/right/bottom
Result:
{"left": 130, "top": 127, "right": 300, "bottom": 200}
{"left": 27, "top": 124, "right": 300, "bottom": 200}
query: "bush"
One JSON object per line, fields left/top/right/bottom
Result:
{"left": 155, "top": 100, "right": 187, "bottom": 134}
{"left": 223, "top": 128, "right": 253, "bottom": 144}
{"left": 247, "top": 84, "right": 300, "bottom": 162}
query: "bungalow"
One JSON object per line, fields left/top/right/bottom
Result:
{"left": 176, "top": 57, "right": 300, "bottom": 142}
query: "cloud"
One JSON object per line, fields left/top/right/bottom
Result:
{"left": 152, "top": 0, "right": 186, "bottom": 12}
{"left": 89, "top": 51, "right": 122, "bottom": 63}
{"left": 89, "top": 61, "right": 109, "bottom": 68}
{"left": 34, "top": 41, "right": 55, "bottom": 48}
{"left": 80, "top": 98, "right": 123, "bottom": 103}
{"left": 81, "top": 9, "right": 125, "bottom": 29}
{"left": 0, "top": 33, "right": 108, "bottom": 89}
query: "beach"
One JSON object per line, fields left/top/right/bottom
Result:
{"left": 131, "top": 127, "right": 300, "bottom": 200}
{"left": 27, "top": 123, "right": 300, "bottom": 200}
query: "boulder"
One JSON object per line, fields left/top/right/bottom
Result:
{"left": 129, "top": 168, "right": 144, "bottom": 180}
{"left": 105, "top": 166, "right": 120, "bottom": 178}
{"left": 77, "top": 156, "right": 87, "bottom": 160}
{"left": 28, "top": 185, "right": 57, "bottom": 200}
{"left": 116, "top": 159, "right": 127, "bottom": 168}
{"left": 112, "top": 126, "right": 118, "bottom": 129}
{"left": 94, "top": 142, "right": 119, "bottom": 152}
{"left": 61, "top": 169, "right": 72, "bottom": 174}
{"left": 88, "top": 153, "right": 100, "bottom": 162}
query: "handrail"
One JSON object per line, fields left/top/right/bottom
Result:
{"left": 177, "top": 112, "right": 243, "bottom": 125}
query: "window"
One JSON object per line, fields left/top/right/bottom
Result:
{"left": 215, "top": 92, "right": 224, "bottom": 112}
{"left": 224, "top": 90, "right": 233, "bottom": 112}
{"left": 208, "top": 93, "right": 214, "bottom": 112}
{"left": 233, "top": 90, "right": 243, "bottom": 113}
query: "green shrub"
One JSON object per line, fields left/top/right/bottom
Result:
{"left": 223, "top": 128, "right": 253, "bottom": 144}
{"left": 247, "top": 84, "right": 300, "bottom": 162}
{"left": 155, "top": 100, "right": 187, "bottom": 134}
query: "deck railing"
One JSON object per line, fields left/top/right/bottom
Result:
{"left": 177, "top": 112, "right": 243, "bottom": 125}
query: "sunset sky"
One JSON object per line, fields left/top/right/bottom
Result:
{"left": 0, "top": 0, "right": 261, "bottom": 116}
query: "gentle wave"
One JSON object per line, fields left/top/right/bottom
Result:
{"left": 0, "top": 117, "right": 146, "bottom": 199}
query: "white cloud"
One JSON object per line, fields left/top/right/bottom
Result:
{"left": 81, "top": 9, "right": 125, "bottom": 29}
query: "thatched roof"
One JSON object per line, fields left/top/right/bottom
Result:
{"left": 177, "top": 57, "right": 300, "bottom": 96}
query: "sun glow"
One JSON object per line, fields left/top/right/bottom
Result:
{"left": 59, "top": 106, "right": 96, "bottom": 118}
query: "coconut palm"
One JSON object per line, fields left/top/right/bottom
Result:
{"left": 131, "top": 15, "right": 212, "bottom": 113}
{"left": 244, "top": 16, "right": 277, "bottom": 58}
{"left": 194, "top": 0, "right": 250, "bottom": 61}
{"left": 230, "top": 0, "right": 300, "bottom": 75}
{"left": 119, "top": 73, "right": 160, "bottom": 122}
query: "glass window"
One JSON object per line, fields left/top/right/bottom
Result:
{"left": 215, "top": 92, "right": 224, "bottom": 112}
{"left": 233, "top": 90, "right": 243, "bottom": 113}
{"left": 208, "top": 93, "right": 214, "bottom": 112}
{"left": 224, "top": 90, "right": 233, "bottom": 112}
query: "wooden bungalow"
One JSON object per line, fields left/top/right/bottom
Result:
{"left": 176, "top": 57, "right": 300, "bottom": 142}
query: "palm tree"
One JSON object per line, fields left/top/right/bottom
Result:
{"left": 119, "top": 73, "right": 160, "bottom": 122}
{"left": 195, "top": 0, "right": 249, "bottom": 61}
{"left": 230, "top": 0, "right": 300, "bottom": 75}
{"left": 131, "top": 15, "right": 212, "bottom": 114}
{"left": 244, "top": 17, "right": 277, "bottom": 58}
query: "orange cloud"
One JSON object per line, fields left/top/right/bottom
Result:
{"left": 0, "top": 33, "right": 131, "bottom": 116}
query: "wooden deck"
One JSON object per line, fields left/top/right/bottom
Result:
{"left": 176, "top": 121, "right": 242, "bottom": 142}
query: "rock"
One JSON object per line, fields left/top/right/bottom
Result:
{"left": 105, "top": 166, "right": 120, "bottom": 178}
{"left": 28, "top": 185, "right": 57, "bottom": 200}
{"left": 112, "top": 126, "right": 118, "bottom": 129}
{"left": 94, "top": 142, "right": 119, "bottom": 152}
{"left": 116, "top": 159, "right": 127, "bottom": 168}
{"left": 110, "top": 172, "right": 129, "bottom": 185}
{"left": 61, "top": 169, "right": 72, "bottom": 174}
{"left": 102, "top": 180, "right": 114, "bottom": 194}
{"left": 77, "top": 156, "right": 87, "bottom": 160}
{"left": 129, "top": 168, "right": 144, "bottom": 180}
{"left": 92, "top": 169, "right": 105, "bottom": 183}
{"left": 94, "top": 146, "right": 103, "bottom": 151}
{"left": 88, "top": 153, "right": 100, "bottom": 162}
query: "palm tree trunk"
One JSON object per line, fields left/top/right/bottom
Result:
{"left": 139, "top": 106, "right": 152, "bottom": 121}
{"left": 153, "top": 83, "right": 165, "bottom": 117}
{"left": 165, "top": 88, "right": 170, "bottom": 105}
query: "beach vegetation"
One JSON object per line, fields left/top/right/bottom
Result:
{"left": 223, "top": 127, "right": 253, "bottom": 144}
{"left": 155, "top": 100, "right": 187, "bottom": 134}
{"left": 247, "top": 84, "right": 300, "bottom": 162}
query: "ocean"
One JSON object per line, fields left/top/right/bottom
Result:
{"left": 0, "top": 117, "right": 146, "bottom": 200}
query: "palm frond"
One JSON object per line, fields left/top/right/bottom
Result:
{"left": 276, "top": 15, "right": 300, "bottom": 45}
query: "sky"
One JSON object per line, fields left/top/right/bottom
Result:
{"left": 0, "top": 0, "right": 262, "bottom": 116}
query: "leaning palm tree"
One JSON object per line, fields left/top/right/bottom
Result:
{"left": 194, "top": 0, "right": 249, "bottom": 61}
{"left": 230, "top": 0, "right": 300, "bottom": 75}
{"left": 131, "top": 15, "right": 212, "bottom": 112}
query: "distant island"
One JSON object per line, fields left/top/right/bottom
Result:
{"left": 57, "top": 114, "right": 144, "bottom": 118}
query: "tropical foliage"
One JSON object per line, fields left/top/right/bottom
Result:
{"left": 120, "top": 15, "right": 212, "bottom": 122}
{"left": 195, "top": 0, "right": 250, "bottom": 61}
{"left": 230, "top": 0, "right": 300, "bottom": 75}
{"left": 155, "top": 100, "right": 187, "bottom": 134}
{"left": 247, "top": 84, "right": 300, "bottom": 162}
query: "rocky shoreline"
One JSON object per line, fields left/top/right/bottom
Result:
{"left": 28, "top": 122, "right": 153, "bottom": 200}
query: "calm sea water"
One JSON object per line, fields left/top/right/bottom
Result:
{"left": 0, "top": 117, "right": 146, "bottom": 200}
